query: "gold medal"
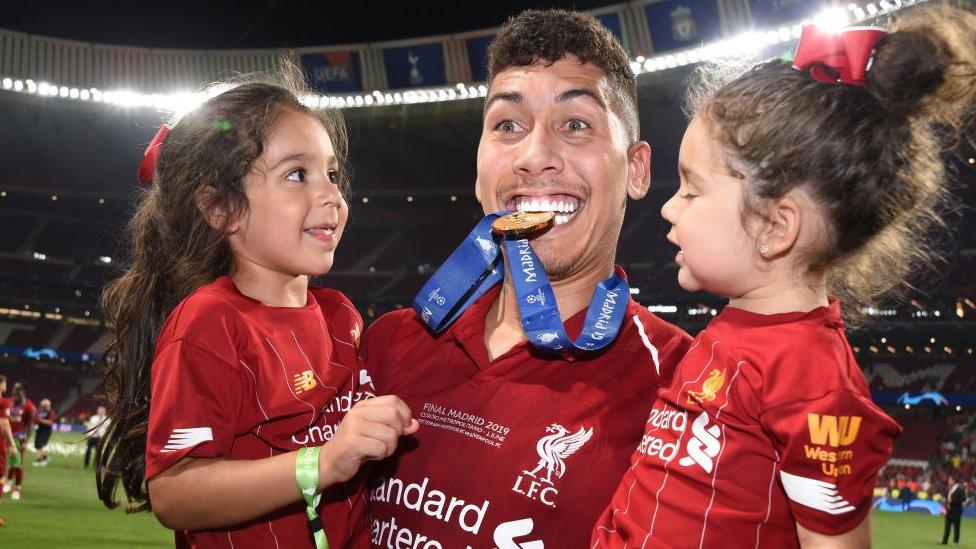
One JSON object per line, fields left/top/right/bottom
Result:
{"left": 491, "top": 211, "right": 555, "bottom": 237}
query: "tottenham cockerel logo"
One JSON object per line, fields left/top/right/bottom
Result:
{"left": 512, "top": 423, "right": 594, "bottom": 508}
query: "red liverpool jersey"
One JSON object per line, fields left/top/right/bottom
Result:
{"left": 8, "top": 398, "right": 36, "bottom": 438}
{"left": 592, "top": 301, "right": 901, "bottom": 548}
{"left": 0, "top": 398, "right": 7, "bottom": 468}
{"left": 361, "top": 273, "right": 692, "bottom": 548}
{"left": 145, "top": 276, "right": 374, "bottom": 549}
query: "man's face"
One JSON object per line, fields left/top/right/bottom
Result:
{"left": 97, "top": 406, "right": 107, "bottom": 416}
{"left": 476, "top": 55, "right": 649, "bottom": 280}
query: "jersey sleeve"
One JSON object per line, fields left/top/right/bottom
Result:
{"left": 145, "top": 339, "right": 245, "bottom": 480}
{"left": 762, "top": 389, "right": 900, "bottom": 535}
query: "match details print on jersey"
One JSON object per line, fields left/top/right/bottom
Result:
{"left": 369, "top": 403, "right": 595, "bottom": 548}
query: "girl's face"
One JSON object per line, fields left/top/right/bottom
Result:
{"left": 660, "top": 116, "right": 761, "bottom": 297}
{"left": 229, "top": 110, "right": 347, "bottom": 278}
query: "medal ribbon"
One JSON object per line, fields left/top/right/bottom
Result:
{"left": 413, "top": 212, "right": 629, "bottom": 352}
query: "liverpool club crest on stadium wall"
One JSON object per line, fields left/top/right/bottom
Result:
{"left": 671, "top": 5, "right": 698, "bottom": 42}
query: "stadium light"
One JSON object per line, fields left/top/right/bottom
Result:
{"left": 812, "top": 7, "right": 851, "bottom": 32}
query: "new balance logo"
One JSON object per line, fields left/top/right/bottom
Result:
{"left": 293, "top": 370, "right": 317, "bottom": 394}
{"left": 493, "top": 518, "right": 544, "bottom": 549}
{"left": 161, "top": 427, "right": 213, "bottom": 453}
{"left": 807, "top": 414, "right": 861, "bottom": 446}
{"left": 779, "top": 470, "right": 855, "bottom": 514}
{"left": 359, "top": 369, "right": 373, "bottom": 387}
{"left": 678, "top": 412, "right": 721, "bottom": 473}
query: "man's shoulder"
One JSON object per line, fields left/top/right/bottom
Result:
{"left": 364, "top": 308, "right": 422, "bottom": 344}
{"left": 624, "top": 299, "right": 692, "bottom": 344}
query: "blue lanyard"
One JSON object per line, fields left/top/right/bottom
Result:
{"left": 413, "top": 212, "right": 629, "bottom": 352}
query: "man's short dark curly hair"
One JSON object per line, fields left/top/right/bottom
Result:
{"left": 487, "top": 9, "right": 639, "bottom": 142}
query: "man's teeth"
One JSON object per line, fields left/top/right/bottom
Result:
{"left": 514, "top": 197, "right": 580, "bottom": 227}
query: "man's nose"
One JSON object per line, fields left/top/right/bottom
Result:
{"left": 513, "top": 126, "right": 564, "bottom": 176}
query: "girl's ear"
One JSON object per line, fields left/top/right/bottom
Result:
{"left": 756, "top": 194, "right": 802, "bottom": 259}
{"left": 195, "top": 186, "right": 240, "bottom": 234}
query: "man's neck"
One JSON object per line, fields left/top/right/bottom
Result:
{"left": 483, "top": 260, "right": 614, "bottom": 361}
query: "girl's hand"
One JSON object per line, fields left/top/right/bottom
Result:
{"left": 317, "top": 395, "right": 419, "bottom": 487}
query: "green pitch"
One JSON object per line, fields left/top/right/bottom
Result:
{"left": 1, "top": 431, "right": 974, "bottom": 547}
{"left": 0, "top": 430, "right": 171, "bottom": 547}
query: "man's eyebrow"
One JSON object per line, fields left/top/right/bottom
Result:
{"left": 556, "top": 88, "right": 607, "bottom": 110}
{"left": 484, "top": 91, "right": 523, "bottom": 112}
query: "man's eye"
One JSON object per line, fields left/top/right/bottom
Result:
{"left": 565, "top": 119, "right": 590, "bottom": 132}
{"left": 285, "top": 169, "right": 306, "bottom": 182}
{"left": 496, "top": 120, "right": 519, "bottom": 133}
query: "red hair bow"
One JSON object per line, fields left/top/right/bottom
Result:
{"left": 138, "top": 124, "right": 171, "bottom": 184}
{"left": 792, "top": 25, "right": 887, "bottom": 86}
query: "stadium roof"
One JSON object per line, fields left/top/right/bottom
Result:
{"left": 0, "top": 0, "right": 624, "bottom": 49}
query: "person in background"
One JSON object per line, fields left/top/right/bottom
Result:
{"left": 3, "top": 383, "right": 35, "bottom": 500}
{"left": 942, "top": 475, "right": 970, "bottom": 545}
{"left": 0, "top": 375, "right": 20, "bottom": 527}
{"left": 84, "top": 405, "right": 108, "bottom": 469}
{"left": 901, "top": 485, "right": 914, "bottom": 511}
{"left": 32, "top": 399, "right": 56, "bottom": 467}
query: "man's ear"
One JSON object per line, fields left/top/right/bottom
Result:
{"left": 756, "top": 195, "right": 802, "bottom": 258}
{"left": 627, "top": 141, "right": 652, "bottom": 200}
{"left": 195, "top": 186, "right": 239, "bottom": 234}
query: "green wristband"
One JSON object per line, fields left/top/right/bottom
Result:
{"left": 296, "top": 446, "right": 329, "bottom": 549}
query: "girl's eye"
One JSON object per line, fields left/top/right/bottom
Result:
{"left": 680, "top": 193, "right": 697, "bottom": 201}
{"left": 327, "top": 169, "right": 340, "bottom": 184}
{"left": 565, "top": 119, "right": 590, "bottom": 132}
{"left": 285, "top": 169, "right": 306, "bottom": 183}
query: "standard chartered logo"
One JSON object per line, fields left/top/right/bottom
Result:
{"left": 493, "top": 518, "right": 544, "bottom": 549}
{"left": 677, "top": 411, "right": 722, "bottom": 473}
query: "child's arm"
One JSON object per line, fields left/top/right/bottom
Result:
{"left": 149, "top": 395, "right": 418, "bottom": 530}
{"left": 796, "top": 516, "right": 870, "bottom": 548}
